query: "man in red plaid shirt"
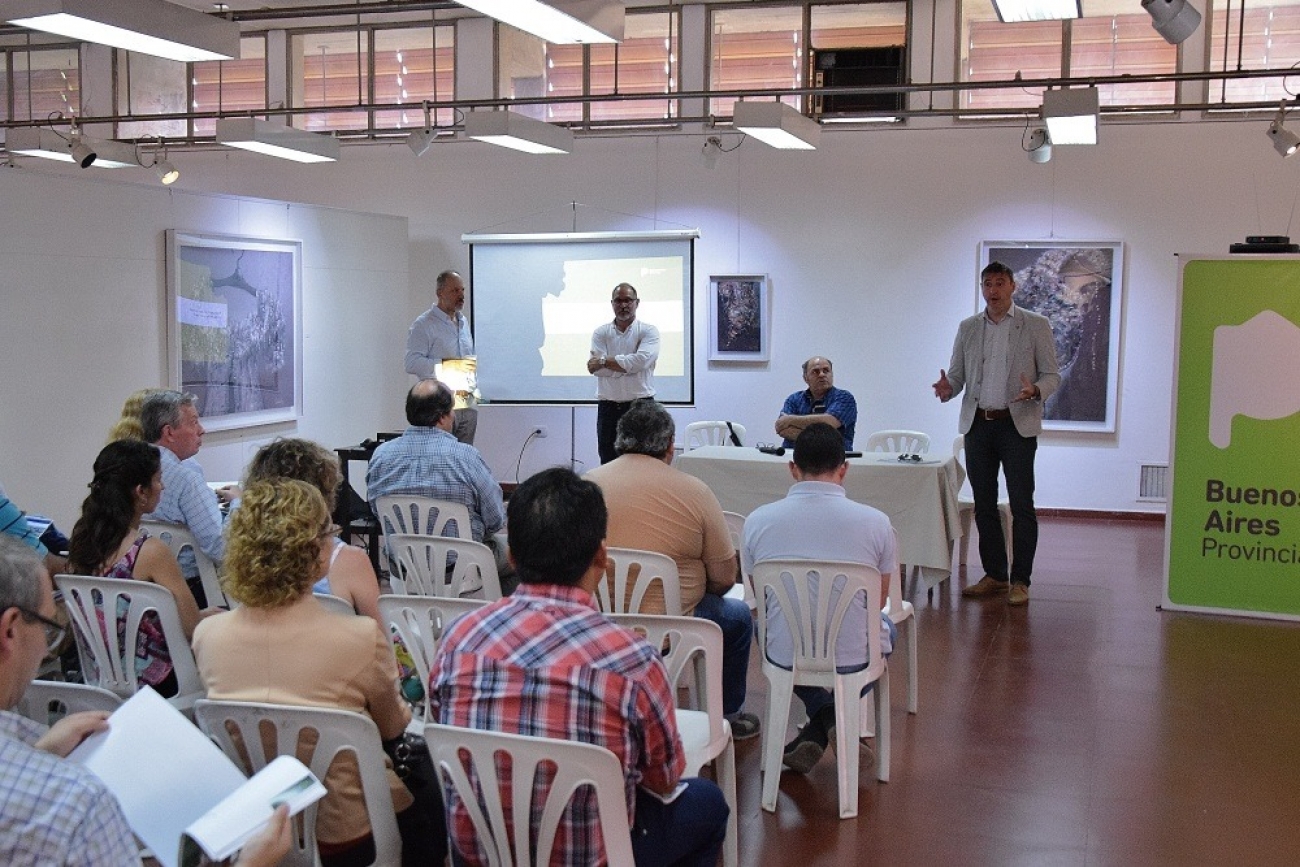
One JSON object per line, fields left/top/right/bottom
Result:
{"left": 429, "top": 467, "right": 729, "bottom": 866}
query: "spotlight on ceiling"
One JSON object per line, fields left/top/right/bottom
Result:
{"left": 1026, "top": 127, "right": 1052, "bottom": 163}
{"left": 407, "top": 100, "right": 434, "bottom": 156}
{"left": 69, "top": 136, "right": 96, "bottom": 168}
{"left": 701, "top": 136, "right": 722, "bottom": 170}
{"left": 156, "top": 158, "right": 179, "bottom": 185}
{"left": 1268, "top": 101, "right": 1300, "bottom": 158}
{"left": 1141, "top": 0, "right": 1201, "bottom": 45}
{"left": 1042, "top": 86, "right": 1099, "bottom": 146}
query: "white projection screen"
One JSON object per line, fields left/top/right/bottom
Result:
{"left": 467, "top": 231, "right": 696, "bottom": 404}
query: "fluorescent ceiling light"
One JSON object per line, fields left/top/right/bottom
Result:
{"left": 0, "top": 0, "right": 240, "bottom": 63}
{"left": 215, "top": 118, "right": 340, "bottom": 163}
{"left": 1042, "top": 86, "right": 1099, "bottom": 145}
{"left": 454, "top": 0, "right": 624, "bottom": 44}
{"left": 992, "top": 0, "right": 1081, "bottom": 22}
{"left": 1142, "top": 0, "right": 1201, "bottom": 45}
{"left": 464, "top": 110, "right": 573, "bottom": 154}
{"left": 6, "top": 127, "right": 138, "bottom": 168}
{"left": 732, "top": 101, "right": 821, "bottom": 150}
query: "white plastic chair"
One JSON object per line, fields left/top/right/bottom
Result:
{"left": 424, "top": 722, "right": 636, "bottom": 867}
{"left": 721, "top": 511, "right": 754, "bottom": 609}
{"left": 598, "top": 547, "right": 683, "bottom": 616}
{"left": 376, "top": 594, "right": 487, "bottom": 726}
{"left": 140, "top": 520, "right": 227, "bottom": 608}
{"left": 863, "top": 430, "right": 931, "bottom": 454}
{"left": 387, "top": 534, "right": 501, "bottom": 599}
{"left": 607, "top": 613, "right": 738, "bottom": 867}
{"left": 751, "top": 559, "right": 890, "bottom": 818}
{"left": 55, "top": 573, "right": 205, "bottom": 714}
{"left": 195, "top": 699, "right": 401, "bottom": 867}
{"left": 952, "top": 436, "right": 1013, "bottom": 572}
{"left": 885, "top": 527, "right": 918, "bottom": 715}
{"left": 373, "top": 494, "right": 472, "bottom": 576}
{"left": 16, "top": 680, "right": 122, "bottom": 726}
{"left": 684, "top": 421, "right": 747, "bottom": 450}
{"left": 313, "top": 592, "right": 357, "bottom": 616}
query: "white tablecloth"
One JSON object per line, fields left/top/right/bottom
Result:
{"left": 674, "top": 446, "right": 963, "bottom": 588}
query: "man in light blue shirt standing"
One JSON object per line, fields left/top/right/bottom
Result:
{"left": 405, "top": 270, "right": 478, "bottom": 444}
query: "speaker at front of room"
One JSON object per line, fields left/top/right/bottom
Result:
{"left": 811, "top": 47, "right": 905, "bottom": 117}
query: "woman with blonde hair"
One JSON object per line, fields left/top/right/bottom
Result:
{"left": 107, "top": 388, "right": 161, "bottom": 443}
{"left": 193, "top": 479, "right": 444, "bottom": 866}
{"left": 243, "top": 438, "right": 380, "bottom": 620}
{"left": 67, "top": 439, "right": 205, "bottom": 697}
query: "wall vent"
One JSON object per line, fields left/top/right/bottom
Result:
{"left": 1138, "top": 464, "right": 1169, "bottom": 502}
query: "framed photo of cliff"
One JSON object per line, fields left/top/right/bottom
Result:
{"left": 980, "top": 241, "right": 1124, "bottom": 433}
{"left": 708, "top": 275, "right": 769, "bottom": 362}
{"left": 166, "top": 231, "right": 303, "bottom": 432}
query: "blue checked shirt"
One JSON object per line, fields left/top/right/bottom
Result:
{"left": 0, "top": 711, "right": 141, "bottom": 866}
{"left": 779, "top": 386, "right": 858, "bottom": 449}
{"left": 366, "top": 426, "right": 505, "bottom": 542}
{"left": 143, "top": 446, "right": 225, "bottom": 578}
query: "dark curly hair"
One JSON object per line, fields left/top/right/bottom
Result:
{"left": 68, "top": 440, "right": 161, "bottom": 575}
{"left": 245, "top": 438, "right": 343, "bottom": 510}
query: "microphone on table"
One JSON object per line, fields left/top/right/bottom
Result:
{"left": 757, "top": 446, "right": 786, "bottom": 456}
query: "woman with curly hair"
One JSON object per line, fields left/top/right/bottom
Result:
{"left": 193, "top": 479, "right": 444, "bottom": 866}
{"left": 67, "top": 439, "right": 204, "bottom": 697}
{"left": 106, "top": 389, "right": 160, "bottom": 443}
{"left": 243, "top": 438, "right": 380, "bottom": 620}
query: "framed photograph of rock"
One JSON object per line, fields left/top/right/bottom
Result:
{"left": 708, "top": 275, "right": 769, "bottom": 363}
{"left": 980, "top": 241, "right": 1124, "bottom": 433}
{"left": 166, "top": 231, "right": 302, "bottom": 432}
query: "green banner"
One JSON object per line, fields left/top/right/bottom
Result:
{"left": 1167, "top": 257, "right": 1300, "bottom": 618}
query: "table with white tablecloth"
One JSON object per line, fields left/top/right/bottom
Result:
{"left": 674, "top": 446, "right": 963, "bottom": 588}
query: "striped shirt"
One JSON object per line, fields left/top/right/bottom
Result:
{"left": 0, "top": 711, "right": 141, "bottom": 866}
{"left": 429, "top": 583, "right": 684, "bottom": 866}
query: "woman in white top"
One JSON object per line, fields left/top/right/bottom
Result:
{"left": 243, "top": 438, "right": 381, "bottom": 621}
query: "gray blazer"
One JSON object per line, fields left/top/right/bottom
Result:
{"left": 944, "top": 306, "right": 1061, "bottom": 438}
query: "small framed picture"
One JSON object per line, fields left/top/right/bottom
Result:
{"left": 980, "top": 240, "right": 1124, "bottom": 433}
{"left": 708, "top": 275, "right": 769, "bottom": 363}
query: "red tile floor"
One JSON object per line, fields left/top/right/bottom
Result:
{"left": 727, "top": 517, "right": 1300, "bottom": 866}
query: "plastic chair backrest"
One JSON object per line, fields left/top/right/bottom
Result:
{"left": 864, "top": 430, "right": 932, "bottom": 454}
{"left": 313, "top": 592, "right": 356, "bottom": 616}
{"left": 599, "top": 547, "right": 683, "bottom": 615}
{"left": 952, "top": 435, "right": 971, "bottom": 494}
{"left": 721, "top": 511, "right": 745, "bottom": 552}
{"left": 885, "top": 527, "right": 905, "bottom": 619}
{"left": 424, "top": 722, "right": 636, "bottom": 867}
{"left": 194, "top": 699, "right": 401, "bottom": 867}
{"left": 374, "top": 495, "right": 471, "bottom": 540}
{"left": 376, "top": 594, "right": 487, "bottom": 723}
{"left": 16, "top": 680, "right": 122, "bottom": 726}
{"left": 140, "top": 520, "right": 226, "bottom": 608}
{"left": 750, "top": 559, "right": 885, "bottom": 682}
{"left": 387, "top": 534, "right": 501, "bottom": 599}
{"left": 684, "top": 421, "right": 747, "bottom": 450}
{"left": 607, "top": 613, "right": 723, "bottom": 723}
{"left": 54, "top": 573, "right": 204, "bottom": 704}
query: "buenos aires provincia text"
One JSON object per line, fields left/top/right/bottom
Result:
{"left": 1201, "top": 479, "right": 1300, "bottom": 563}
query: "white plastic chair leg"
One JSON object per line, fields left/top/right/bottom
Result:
{"left": 760, "top": 675, "right": 795, "bottom": 813}
{"left": 718, "top": 738, "right": 738, "bottom": 867}
{"left": 906, "top": 619, "right": 918, "bottom": 714}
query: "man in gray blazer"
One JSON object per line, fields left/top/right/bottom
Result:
{"left": 933, "top": 262, "right": 1060, "bottom": 606}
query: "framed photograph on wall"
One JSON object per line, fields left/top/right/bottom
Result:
{"left": 980, "top": 241, "right": 1124, "bottom": 433}
{"left": 708, "top": 275, "right": 769, "bottom": 362}
{"left": 166, "top": 231, "right": 303, "bottom": 432}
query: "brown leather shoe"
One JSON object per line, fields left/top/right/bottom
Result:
{"left": 962, "top": 575, "right": 1010, "bottom": 598}
{"left": 1007, "top": 583, "right": 1030, "bottom": 606}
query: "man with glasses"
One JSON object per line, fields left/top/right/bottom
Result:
{"left": 589, "top": 283, "right": 660, "bottom": 464}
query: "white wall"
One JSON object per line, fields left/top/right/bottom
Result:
{"left": 0, "top": 167, "right": 409, "bottom": 526}
{"left": 6, "top": 115, "right": 1297, "bottom": 523}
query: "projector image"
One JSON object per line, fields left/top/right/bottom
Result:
{"left": 1229, "top": 235, "right": 1300, "bottom": 253}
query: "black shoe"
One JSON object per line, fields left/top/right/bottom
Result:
{"left": 782, "top": 712, "right": 830, "bottom": 774}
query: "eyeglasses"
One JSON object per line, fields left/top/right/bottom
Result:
{"left": 12, "top": 606, "right": 66, "bottom": 654}
{"left": 896, "top": 453, "right": 923, "bottom": 462}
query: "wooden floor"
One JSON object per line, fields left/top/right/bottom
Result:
{"left": 728, "top": 517, "right": 1300, "bottom": 866}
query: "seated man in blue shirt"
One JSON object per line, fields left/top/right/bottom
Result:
{"left": 775, "top": 356, "right": 858, "bottom": 449}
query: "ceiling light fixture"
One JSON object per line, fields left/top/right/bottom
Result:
{"left": 1026, "top": 127, "right": 1052, "bottom": 163}
{"left": 701, "top": 136, "right": 722, "bottom": 170}
{"left": 1041, "top": 86, "right": 1099, "bottom": 146}
{"left": 148, "top": 137, "right": 179, "bottom": 184}
{"left": 1142, "top": 0, "right": 1201, "bottom": 45}
{"left": 453, "top": 0, "right": 624, "bottom": 44}
{"left": 0, "top": 0, "right": 240, "bottom": 63}
{"left": 407, "top": 101, "right": 434, "bottom": 156}
{"left": 464, "top": 110, "right": 573, "bottom": 154}
{"left": 1267, "top": 100, "right": 1300, "bottom": 158}
{"left": 732, "top": 100, "right": 821, "bottom": 150}
{"left": 991, "top": 0, "right": 1080, "bottom": 22}
{"left": 215, "top": 117, "right": 340, "bottom": 163}
{"left": 6, "top": 126, "right": 138, "bottom": 168}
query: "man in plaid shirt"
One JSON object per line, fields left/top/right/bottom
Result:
{"left": 429, "top": 468, "right": 729, "bottom": 866}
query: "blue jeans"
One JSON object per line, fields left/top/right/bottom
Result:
{"left": 794, "top": 616, "right": 897, "bottom": 720}
{"left": 692, "top": 591, "right": 754, "bottom": 716}
{"left": 632, "top": 778, "right": 729, "bottom": 867}
{"left": 965, "top": 414, "right": 1039, "bottom": 585}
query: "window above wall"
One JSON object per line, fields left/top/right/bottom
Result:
{"left": 2, "top": 43, "right": 79, "bottom": 124}
{"left": 1207, "top": 0, "right": 1300, "bottom": 106}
